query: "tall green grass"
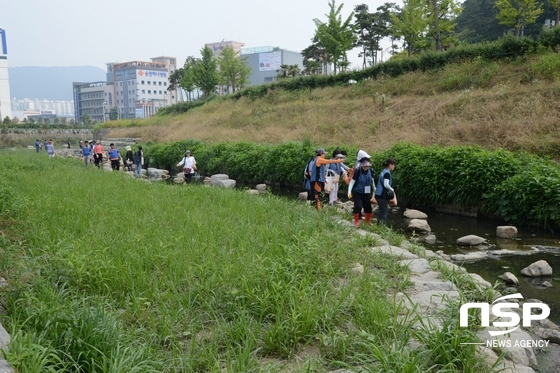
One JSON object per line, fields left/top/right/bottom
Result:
{"left": 0, "top": 150, "right": 491, "bottom": 372}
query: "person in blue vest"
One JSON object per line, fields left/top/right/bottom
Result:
{"left": 348, "top": 159, "right": 375, "bottom": 227}
{"left": 307, "top": 148, "right": 343, "bottom": 210}
{"left": 374, "top": 158, "right": 396, "bottom": 225}
{"left": 81, "top": 140, "right": 92, "bottom": 167}
{"left": 35, "top": 139, "right": 41, "bottom": 153}
{"left": 107, "top": 143, "right": 122, "bottom": 171}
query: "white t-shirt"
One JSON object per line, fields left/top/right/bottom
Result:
{"left": 178, "top": 156, "right": 196, "bottom": 174}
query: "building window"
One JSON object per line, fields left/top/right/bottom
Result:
{"left": 142, "top": 90, "right": 145, "bottom": 94}
{"left": 153, "top": 81, "right": 156, "bottom": 85}
{"left": 147, "top": 81, "right": 151, "bottom": 85}
{"left": 163, "top": 82, "right": 167, "bottom": 86}
{"left": 159, "top": 91, "right": 162, "bottom": 94}
{"left": 159, "top": 81, "right": 162, "bottom": 85}
{"left": 141, "top": 81, "right": 145, "bottom": 85}
{"left": 148, "top": 90, "right": 151, "bottom": 94}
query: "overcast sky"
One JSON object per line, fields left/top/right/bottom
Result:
{"left": 1, "top": 0, "right": 395, "bottom": 71}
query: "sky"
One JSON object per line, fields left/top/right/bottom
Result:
{"left": 0, "top": 0, "right": 396, "bottom": 71}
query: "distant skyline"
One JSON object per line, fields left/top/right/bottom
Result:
{"left": 1, "top": 0, "right": 395, "bottom": 71}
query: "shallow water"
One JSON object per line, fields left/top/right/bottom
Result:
{"left": 266, "top": 185, "right": 560, "bottom": 325}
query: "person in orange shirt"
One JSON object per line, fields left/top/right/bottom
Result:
{"left": 307, "top": 148, "right": 343, "bottom": 210}
{"left": 93, "top": 140, "right": 104, "bottom": 168}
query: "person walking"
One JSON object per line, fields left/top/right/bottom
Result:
{"left": 46, "top": 140, "right": 55, "bottom": 158}
{"left": 93, "top": 140, "right": 104, "bottom": 168}
{"left": 134, "top": 146, "right": 144, "bottom": 178}
{"left": 124, "top": 146, "right": 134, "bottom": 172}
{"left": 107, "top": 143, "right": 121, "bottom": 171}
{"left": 176, "top": 150, "right": 197, "bottom": 184}
{"left": 348, "top": 159, "right": 375, "bottom": 227}
{"left": 67, "top": 137, "right": 71, "bottom": 149}
{"left": 81, "top": 140, "right": 92, "bottom": 167}
{"left": 35, "top": 139, "right": 41, "bottom": 153}
{"left": 43, "top": 140, "right": 48, "bottom": 153}
{"left": 307, "top": 148, "right": 343, "bottom": 210}
{"left": 374, "top": 158, "right": 397, "bottom": 226}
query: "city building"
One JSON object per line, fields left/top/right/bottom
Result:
{"left": 72, "top": 81, "right": 113, "bottom": 123}
{"left": 205, "top": 41, "right": 245, "bottom": 57}
{"left": 240, "top": 46, "right": 304, "bottom": 86}
{"left": 0, "top": 28, "right": 13, "bottom": 120}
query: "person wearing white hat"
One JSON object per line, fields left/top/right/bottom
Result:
{"left": 124, "top": 146, "right": 134, "bottom": 172}
{"left": 348, "top": 158, "right": 375, "bottom": 227}
{"left": 176, "top": 150, "right": 197, "bottom": 184}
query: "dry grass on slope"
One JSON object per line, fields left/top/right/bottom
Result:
{"left": 107, "top": 55, "right": 560, "bottom": 157}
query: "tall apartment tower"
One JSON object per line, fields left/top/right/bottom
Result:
{"left": 0, "top": 28, "right": 13, "bottom": 120}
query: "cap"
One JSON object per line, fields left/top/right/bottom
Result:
{"left": 336, "top": 154, "right": 345, "bottom": 159}
{"left": 316, "top": 148, "right": 326, "bottom": 155}
{"left": 185, "top": 149, "right": 191, "bottom": 154}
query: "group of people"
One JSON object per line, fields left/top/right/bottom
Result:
{"left": 304, "top": 148, "right": 396, "bottom": 226}
{"left": 78, "top": 141, "right": 144, "bottom": 177}
{"left": 35, "top": 139, "right": 56, "bottom": 158}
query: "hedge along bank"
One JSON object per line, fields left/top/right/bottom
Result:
{"left": 143, "top": 140, "right": 560, "bottom": 228}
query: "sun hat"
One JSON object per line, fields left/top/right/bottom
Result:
{"left": 316, "top": 148, "right": 326, "bottom": 155}
{"left": 126, "top": 146, "right": 131, "bottom": 151}
{"left": 360, "top": 160, "right": 372, "bottom": 167}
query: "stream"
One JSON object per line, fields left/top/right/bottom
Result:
{"left": 264, "top": 185, "right": 560, "bottom": 325}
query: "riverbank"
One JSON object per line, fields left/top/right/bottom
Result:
{"left": 1, "top": 150, "right": 558, "bottom": 372}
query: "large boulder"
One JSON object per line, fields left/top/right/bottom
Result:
{"left": 216, "top": 179, "right": 236, "bottom": 188}
{"left": 521, "top": 260, "right": 553, "bottom": 277}
{"left": 457, "top": 235, "right": 486, "bottom": 246}
{"left": 210, "top": 174, "right": 229, "bottom": 186}
{"left": 497, "top": 226, "right": 518, "bottom": 239}
{"left": 147, "top": 168, "right": 170, "bottom": 181}
{"left": 501, "top": 272, "right": 520, "bottom": 285}
{"left": 403, "top": 209, "right": 428, "bottom": 219}
{"left": 407, "top": 219, "right": 431, "bottom": 233}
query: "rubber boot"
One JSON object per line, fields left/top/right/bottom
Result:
{"left": 353, "top": 213, "right": 361, "bottom": 227}
{"left": 365, "top": 212, "right": 373, "bottom": 226}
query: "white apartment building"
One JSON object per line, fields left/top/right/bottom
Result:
{"left": 0, "top": 28, "right": 13, "bottom": 120}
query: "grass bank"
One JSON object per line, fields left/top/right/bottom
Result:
{"left": 104, "top": 52, "right": 560, "bottom": 158}
{"left": 0, "top": 150, "right": 493, "bottom": 372}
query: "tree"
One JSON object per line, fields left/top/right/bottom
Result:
{"left": 495, "top": 0, "right": 543, "bottom": 36}
{"left": 181, "top": 56, "right": 198, "bottom": 101}
{"left": 548, "top": 0, "right": 560, "bottom": 24}
{"left": 218, "top": 46, "right": 251, "bottom": 93}
{"left": 2, "top": 116, "right": 11, "bottom": 124}
{"left": 82, "top": 112, "right": 91, "bottom": 126}
{"left": 392, "top": 0, "right": 429, "bottom": 56}
{"left": 354, "top": 3, "right": 394, "bottom": 67}
{"left": 192, "top": 46, "right": 219, "bottom": 98}
{"left": 426, "top": 0, "right": 463, "bottom": 51}
{"left": 276, "top": 64, "right": 301, "bottom": 79}
{"left": 109, "top": 107, "right": 119, "bottom": 120}
{"left": 302, "top": 36, "right": 329, "bottom": 74}
{"left": 313, "top": 0, "right": 357, "bottom": 74}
